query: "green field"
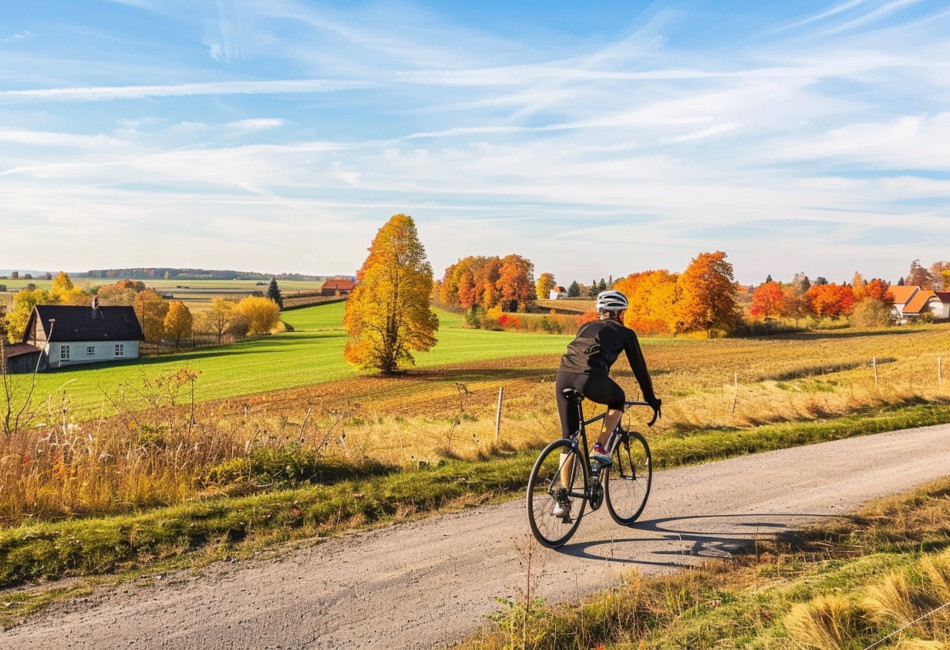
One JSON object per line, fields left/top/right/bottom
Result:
{"left": 0, "top": 277, "right": 327, "bottom": 312}
{"left": 10, "top": 302, "right": 572, "bottom": 421}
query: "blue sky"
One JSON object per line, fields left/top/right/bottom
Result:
{"left": 1, "top": 0, "right": 947, "bottom": 286}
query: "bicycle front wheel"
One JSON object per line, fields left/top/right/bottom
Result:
{"left": 604, "top": 430, "right": 652, "bottom": 525}
{"left": 526, "top": 439, "right": 586, "bottom": 548}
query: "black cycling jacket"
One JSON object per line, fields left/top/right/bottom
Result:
{"left": 557, "top": 319, "right": 658, "bottom": 403}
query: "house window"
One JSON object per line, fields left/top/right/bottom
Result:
{"left": 87, "top": 345, "right": 96, "bottom": 356}
{"left": 114, "top": 344, "right": 125, "bottom": 357}
{"left": 60, "top": 345, "right": 70, "bottom": 360}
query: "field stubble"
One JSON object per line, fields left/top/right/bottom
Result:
{"left": 2, "top": 326, "right": 949, "bottom": 527}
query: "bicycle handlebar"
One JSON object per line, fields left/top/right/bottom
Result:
{"left": 624, "top": 400, "right": 661, "bottom": 427}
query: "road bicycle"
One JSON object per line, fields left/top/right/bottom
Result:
{"left": 527, "top": 389, "right": 658, "bottom": 548}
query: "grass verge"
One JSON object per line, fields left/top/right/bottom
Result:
{"left": 3, "top": 401, "right": 950, "bottom": 629}
{"left": 454, "top": 477, "right": 950, "bottom": 649}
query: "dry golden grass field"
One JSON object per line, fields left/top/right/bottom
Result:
{"left": 3, "top": 322, "right": 948, "bottom": 527}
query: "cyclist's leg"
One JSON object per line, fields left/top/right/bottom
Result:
{"left": 581, "top": 375, "right": 626, "bottom": 448}
{"left": 555, "top": 372, "right": 585, "bottom": 492}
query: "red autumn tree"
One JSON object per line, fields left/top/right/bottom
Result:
{"left": 749, "top": 281, "right": 785, "bottom": 320}
{"left": 806, "top": 283, "right": 855, "bottom": 319}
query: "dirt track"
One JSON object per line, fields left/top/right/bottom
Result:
{"left": 3, "top": 424, "right": 949, "bottom": 649}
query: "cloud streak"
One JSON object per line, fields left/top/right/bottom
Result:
{"left": 1, "top": 0, "right": 948, "bottom": 283}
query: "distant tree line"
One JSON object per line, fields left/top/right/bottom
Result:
{"left": 79, "top": 268, "right": 326, "bottom": 282}
{"left": 2, "top": 273, "right": 283, "bottom": 348}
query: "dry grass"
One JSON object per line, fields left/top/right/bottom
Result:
{"left": 2, "top": 326, "right": 949, "bottom": 528}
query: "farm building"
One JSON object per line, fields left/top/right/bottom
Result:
{"left": 23, "top": 303, "right": 144, "bottom": 370}
{"left": 321, "top": 278, "right": 356, "bottom": 297}
{"left": 2, "top": 343, "right": 43, "bottom": 374}
{"left": 888, "top": 285, "right": 949, "bottom": 323}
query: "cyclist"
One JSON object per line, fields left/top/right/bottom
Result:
{"left": 555, "top": 289, "right": 661, "bottom": 473}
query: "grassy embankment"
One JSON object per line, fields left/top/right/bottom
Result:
{"left": 1, "top": 302, "right": 949, "bottom": 627}
{"left": 454, "top": 477, "right": 950, "bottom": 649}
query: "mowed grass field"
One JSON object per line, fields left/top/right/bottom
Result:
{"left": 10, "top": 302, "right": 573, "bottom": 422}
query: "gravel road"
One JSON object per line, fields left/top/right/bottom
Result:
{"left": 3, "top": 424, "right": 949, "bottom": 649}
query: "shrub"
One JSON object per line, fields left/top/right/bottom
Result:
{"left": 850, "top": 298, "right": 894, "bottom": 328}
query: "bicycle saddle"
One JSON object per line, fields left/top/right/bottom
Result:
{"left": 561, "top": 388, "right": 584, "bottom": 402}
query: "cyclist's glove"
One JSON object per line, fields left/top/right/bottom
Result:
{"left": 649, "top": 397, "right": 662, "bottom": 419}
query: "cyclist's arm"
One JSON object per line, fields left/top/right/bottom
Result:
{"left": 623, "top": 330, "right": 659, "bottom": 408}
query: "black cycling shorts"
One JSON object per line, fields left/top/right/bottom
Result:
{"left": 555, "top": 372, "right": 625, "bottom": 438}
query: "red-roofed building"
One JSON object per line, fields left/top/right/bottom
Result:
{"left": 320, "top": 278, "right": 356, "bottom": 298}
{"left": 887, "top": 285, "right": 949, "bottom": 323}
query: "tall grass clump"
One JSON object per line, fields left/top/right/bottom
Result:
{"left": 783, "top": 594, "right": 868, "bottom": 649}
{"left": 0, "top": 368, "right": 392, "bottom": 526}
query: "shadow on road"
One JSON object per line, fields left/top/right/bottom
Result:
{"left": 556, "top": 512, "right": 848, "bottom": 566}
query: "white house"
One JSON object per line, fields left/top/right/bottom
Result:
{"left": 549, "top": 286, "right": 568, "bottom": 300}
{"left": 23, "top": 303, "right": 144, "bottom": 369}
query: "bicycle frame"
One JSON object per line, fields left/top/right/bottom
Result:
{"left": 527, "top": 394, "right": 656, "bottom": 547}
{"left": 561, "top": 395, "right": 654, "bottom": 508}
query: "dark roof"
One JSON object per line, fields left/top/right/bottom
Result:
{"left": 26, "top": 305, "right": 144, "bottom": 343}
{"left": 2, "top": 343, "right": 41, "bottom": 359}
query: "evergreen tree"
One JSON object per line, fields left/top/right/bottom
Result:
{"left": 567, "top": 281, "right": 580, "bottom": 298}
{"left": 267, "top": 277, "right": 284, "bottom": 309}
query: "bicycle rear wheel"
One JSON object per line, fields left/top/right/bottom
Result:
{"left": 527, "top": 439, "right": 586, "bottom": 548}
{"left": 604, "top": 430, "right": 651, "bottom": 525}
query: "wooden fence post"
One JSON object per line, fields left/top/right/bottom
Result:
{"left": 495, "top": 387, "right": 504, "bottom": 442}
{"left": 873, "top": 357, "right": 878, "bottom": 387}
{"left": 732, "top": 371, "right": 738, "bottom": 414}
{"left": 939, "top": 356, "right": 943, "bottom": 390}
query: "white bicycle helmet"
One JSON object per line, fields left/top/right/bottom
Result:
{"left": 596, "top": 289, "right": 628, "bottom": 313}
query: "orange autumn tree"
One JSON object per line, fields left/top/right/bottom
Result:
{"left": 497, "top": 254, "right": 535, "bottom": 311}
{"left": 674, "top": 251, "right": 741, "bottom": 336}
{"left": 613, "top": 270, "right": 679, "bottom": 335}
{"left": 440, "top": 254, "right": 535, "bottom": 312}
{"left": 344, "top": 213, "right": 439, "bottom": 374}
{"left": 805, "top": 283, "right": 855, "bottom": 319}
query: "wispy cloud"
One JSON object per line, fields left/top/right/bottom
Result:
{"left": 226, "top": 118, "right": 286, "bottom": 131}
{"left": 0, "top": 79, "right": 378, "bottom": 102}
{"left": 4, "top": 30, "right": 35, "bottom": 42}
{"left": 0, "top": 129, "right": 125, "bottom": 147}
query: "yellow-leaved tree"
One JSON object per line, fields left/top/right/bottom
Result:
{"left": 344, "top": 213, "right": 439, "bottom": 374}
{"left": 235, "top": 296, "right": 280, "bottom": 335}
{"left": 133, "top": 289, "right": 170, "bottom": 343}
{"left": 163, "top": 301, "right": 193, "bottom": 348}
{"left": 535, "top": 272, "right": 556, "bottom": 300}
{"left": 50, "top": 271, "right": 90, "bottom": 305}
